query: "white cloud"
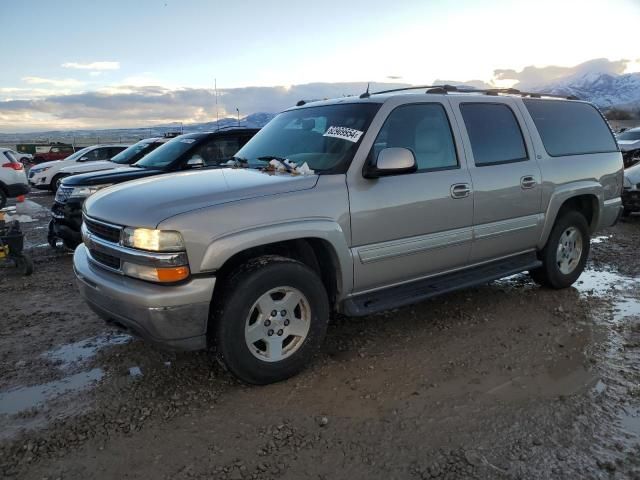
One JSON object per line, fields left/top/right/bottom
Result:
{"left": 89, "top": 71, "right": 103, "bottom": 77}
{"left": 22, "top": 76, "right": 85, "bottom": 88}
{"left": 61, "top": 61, "right": 120, "bottom": 70}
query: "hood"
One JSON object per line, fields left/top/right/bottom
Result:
{"left": 85, "top": 168, "right": 319, "bottom": 228}
{"left": 31, "top": 160, "right": 61, "bottom": 170}
{"left": 625, "top": 162, "right": 640, "bottom": 184}
{"left": 59, "top": 160, "right": 117, "bottom": 175}
{"left": 63, "top": 166, "right": 162, "bottom": 187}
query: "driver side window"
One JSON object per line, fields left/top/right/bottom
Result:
{"left": 373, "top": 103, "right": 458, "bottom": 172}
{"left": 187, "top": 138, "right": 241, "bottom": 167}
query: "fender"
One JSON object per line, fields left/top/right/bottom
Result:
{"left": 199, "top": 218, "right": 354, "bottom": 297}
{"left": 537, "top": 181, "right": 603, "bottom": 249}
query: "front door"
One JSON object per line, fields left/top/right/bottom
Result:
{"left": 348, "top": 101, "right": 474, "bottom": 293}
{"left": 448, "top": 97, "right": 543, "bottom": 263}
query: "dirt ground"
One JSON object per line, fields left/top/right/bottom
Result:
{"left": 1, "top": 193, "right": 640, "bottom": 480}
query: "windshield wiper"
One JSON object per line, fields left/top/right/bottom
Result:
{"left": 258, "top": 155, "right": 296, "bottom": 172}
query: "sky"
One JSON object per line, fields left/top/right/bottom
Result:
{"left": 1, "top": 0, "right": 639, "bottom": 132}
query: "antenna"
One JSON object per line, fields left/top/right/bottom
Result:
{"left": 214, "top": 78, "right": 219, "bottom": 131}
{"left": 359, "top": 82, "right": 371, "bottom": 99}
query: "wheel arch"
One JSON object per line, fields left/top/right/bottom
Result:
{"left": 538, "top": 182, "right": 602, "bottom": 249}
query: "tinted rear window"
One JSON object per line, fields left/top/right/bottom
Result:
{"left": 523, "top": 100, "right": 618, "bottom": 156}
{"left": 460, "top": 103, "right": 527, "bottom": 166}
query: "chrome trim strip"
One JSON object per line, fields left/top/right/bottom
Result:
{"left": 356, "top": 226, "right": 473, "bottom": 264}
{"left": 473, "top": 213, "right": 543, "bottom": 240}
{"left": 83, "top": 214, "right": 123, "bottom": 231}
{"left": 82, "top": 224, "right": 188, "bottom": 267}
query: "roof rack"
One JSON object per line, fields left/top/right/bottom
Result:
{"left": 364, "top": 84, "right": 579, "bottom": 101}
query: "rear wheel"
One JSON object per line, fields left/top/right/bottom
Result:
{"left": 530, "top": 211, "right": 590, "bottom": 289}
{"left": 213, "top": 256, "right": 329, "bottom": 384}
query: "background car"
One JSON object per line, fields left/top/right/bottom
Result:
{"left": 32, "top": 144, "right": 76, "bottom": 164}
{"left": 50, "top": 128, "right": 258, "bottom": 248}
{"left": 617, "top": 127, "right": 640, "bottom": 167}
{"left": 3, "top": 149, "right": 34, "bottom": 166}
{"left": 623, "top": 161, "right": 640, "bottom": 215}
{"left": 0, "top": 148, "right": 29, "bottom": 208}
{"left": 57, "top": 136, "right": 173, "bottom": 179}
{"left": 28, "top": 144, "right": 129, "bottom": 191}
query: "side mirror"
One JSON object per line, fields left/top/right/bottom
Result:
{"left": 186, "top": 155, "right": 204, "bottom": 168}
{"left": 363, "top": 147, "right": 417, "bottom": 178}
{"left": 78, "top": 156, "right": 89, "bottom": 162}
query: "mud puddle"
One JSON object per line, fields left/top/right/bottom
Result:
{"left": 42, "top": 333, "right": 131, "bottom": 370}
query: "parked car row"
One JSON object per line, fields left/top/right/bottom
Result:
{"left": 68, "top": 88, "right": 624, "bottom": 385}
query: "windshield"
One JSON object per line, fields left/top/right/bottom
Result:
{"left": 111, "top": 139, "right": 157, "bottom": 164}
{"left": 618, "top": 130, "right": 640, "bottom": 141}
{"left": 64, "top": 146, "right": 92, "bottom": 161}
{"left": 134, "top": 134, "right": 202, "bottom": 169}
{"left": 235, "top": 103, "right": 380, "bottom": 173}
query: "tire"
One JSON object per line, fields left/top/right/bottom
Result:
{"left": 530, "top": 211, "right": 590, "bottom": 289}
{"left": 0, "top": 189, "right": 6, "bottom": 209}
{"left": 62, "top": 238, "right": 80, "bottom": 250}
{"left": 50, "top": 174, "right": 65, "bottom": 192}
{"left": 15, "top": 254, "right": 34, "bottom": 276}
{"left": 213, "top": 255, "right": 329, "bottom": 384}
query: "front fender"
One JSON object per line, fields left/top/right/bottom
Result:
{"left": 537, "top": 181, "right": 603, "bottom": 249}
{"left": 199, "top": 219, "right": 354, "bottom": 297}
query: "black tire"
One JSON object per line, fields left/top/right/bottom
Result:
{"left": 15, "top": 254, "right": 34, "bottom": 276}
{"left": 530, "top": 211, "right": 590, "bottom": 289}
{"left": 213, "top": 255, "right": 329, "bottom": 385}
{"left": 63, "top": 238, "right": 80, "bottom": 250}
{"left": 50, "top": 174, "right": 65, "bottom": 192}
{"left": 0, "top": 189, "right": 6, "bottom": 209}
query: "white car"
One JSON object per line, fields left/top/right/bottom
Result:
{"left": 28, "top": 144, "right": 129, "bottom": 191}
{"left": 0, "top": 148, "right": 29, "bottom": 208}
{"left": 4, "top": 149, "right": 33, "bottom": 165}
{"left": 617, "top": 127, "right": 640, "bottom": 167}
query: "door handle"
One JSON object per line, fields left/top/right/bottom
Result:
{"left": 520, "top": 176, "right": 537, "bottom": 189}
{"left": 450, "top": 183, "right": 471, "bottom": 199}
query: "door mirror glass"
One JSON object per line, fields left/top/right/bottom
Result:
{"left": 365, "top": 147, "right": 417, "bottom": 178}
{"left": 78, "top": 156, "right": 89, "bottom": 162}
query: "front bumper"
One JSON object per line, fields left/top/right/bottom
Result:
{"left": 622, "top": 189, "right": 640, "bottom": 212}
{"left": 50, "top": 199, "right": 83, "bottom": 243}
{"left": 74, "top": 244, "right": 216, "bottom": 351}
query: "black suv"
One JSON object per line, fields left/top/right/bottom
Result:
{"left": 49, "top": 128, "right": 259, "bottom": 248}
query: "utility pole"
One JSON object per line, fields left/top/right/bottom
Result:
{"left": 236, "top": 108, "right": 240, "bottom": 126}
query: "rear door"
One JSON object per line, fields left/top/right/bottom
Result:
{"left": 448, "top": 97, "right": 543, "bottom": 262}
{"left": 348, "top": 100, "right": 474, "bottom": 292}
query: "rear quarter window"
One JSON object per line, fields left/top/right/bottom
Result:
{"left": 523, "top": 100, "right": 618, "bottom": 157}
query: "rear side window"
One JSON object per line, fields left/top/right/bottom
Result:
{"left": 460, "top": 103, "right": 528, "bottom": 166}
{"left": 523, "top": 100, "right": 618, "bottom": 156}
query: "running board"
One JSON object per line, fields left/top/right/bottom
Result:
{"left": 342, "top": 252, "right": 541, "bottom": 317}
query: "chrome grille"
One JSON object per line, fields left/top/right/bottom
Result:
{"left": 84, "top": 216, "right": 122, "bottom": 243}
{"left": 55, "top": 186, "right": 73, "bottom": 203}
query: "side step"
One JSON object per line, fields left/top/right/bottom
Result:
{"left": 342, "top": 252, "right": 541, "bottom": 317}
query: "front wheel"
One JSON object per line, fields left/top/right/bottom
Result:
{"left": 50, "top": 174, "right": 65, "bottom": 192}
{"left": 213, "top": 256, "right": 329, "bottom": 384}
{"left": 530, "top": 211, "right": 590, "bottom": 289}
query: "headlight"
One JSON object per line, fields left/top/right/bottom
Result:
{"left": 32, "top": 166, "right": 51, "bottom": 174}
{"left": 122, "top": 227, "right": 185, "bottom": 252}
{"left": 70, "top": 184, "right": 112, "bottom": 198}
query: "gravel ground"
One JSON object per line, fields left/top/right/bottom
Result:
{"left": 1, "top": 193, "right": 640, "bottom": 479}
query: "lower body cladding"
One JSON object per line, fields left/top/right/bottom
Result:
{"left": 5, "top": 182, "right": 29, "bottom": 197}
{"left": 74, "top": 244, "right": 216, "bottom": 350}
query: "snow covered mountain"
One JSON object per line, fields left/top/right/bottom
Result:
{"left": 534, "top": 72, "right": 640, "bottom": 112}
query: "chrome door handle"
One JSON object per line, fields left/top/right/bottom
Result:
{"left": 520, "top": 176, "right": 537, "bottom": 189}
{"left": 450, "top": 183, "right": 471, "bottom": 199}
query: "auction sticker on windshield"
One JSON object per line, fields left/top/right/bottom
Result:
{"left": 323, "top": 126, "right": 363, "bottom": 143}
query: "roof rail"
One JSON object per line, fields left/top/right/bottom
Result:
{"left": 365, "top": 84, "right": 579, "bottom": 101}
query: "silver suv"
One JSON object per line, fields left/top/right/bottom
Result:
{"left": 74, "top": 87, "right": 624, "bottom": 384}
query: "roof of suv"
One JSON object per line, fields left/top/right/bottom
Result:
{"left": 289, "top": 85, "right": 583, "bottom": 110}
